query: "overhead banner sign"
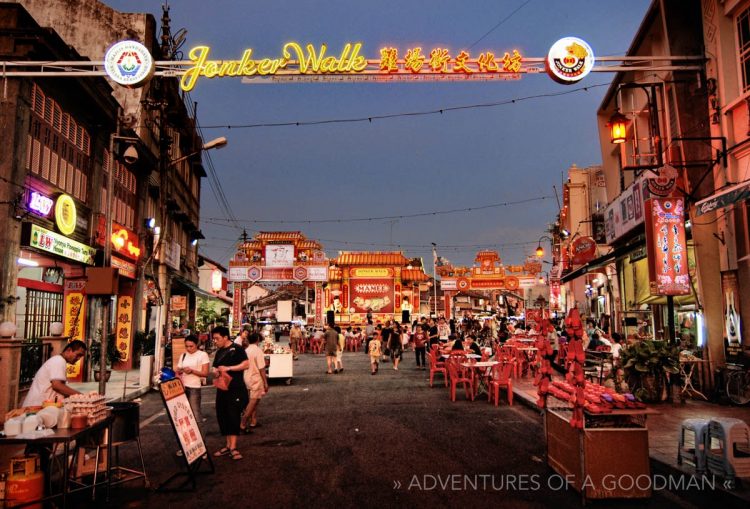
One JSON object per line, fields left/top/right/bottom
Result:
{"left": 170, "top": 37, "right": 594, "bottom": 91}
{"left": 229, "top": 265, "right": 327, "bottom": 282}
{"left": 645, "top": 198, "right": 691, "bottom": 296}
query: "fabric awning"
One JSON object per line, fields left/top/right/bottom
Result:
{"left": 172, "top": 275, "right": 215, "bottom": 299}
{"left": 695, "top": 180, "right": 750, "bottom": 217}
{"left": 633, "top": 243, "right": 697, "bottom": 306}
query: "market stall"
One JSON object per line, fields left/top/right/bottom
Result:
{"left": 262, "top": 338, "right": 293, "bottom": 384}
{"left": 1, "top": 393, "right": 114, "bottom": 507}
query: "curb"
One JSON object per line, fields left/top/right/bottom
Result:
{"left": 512, "top": 386, "right": 750, "bottom": 504}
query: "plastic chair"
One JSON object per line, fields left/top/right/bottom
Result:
{"left": 706, "top": 418, "right": 750, "bottom": 485}
{"left": 445, "top": 358, "right": 474, "bottom": 402}
{"left": 488, "top": 362, "right": 514, "bottom": 406}
{"left": 496, "top": 346, "right": 519, "bottom": 378}
{"left": 678, "top": 418, "right": 710, "bottom": 473}
{"left": 428, "top": 351, "right": 447, "bottom": 388}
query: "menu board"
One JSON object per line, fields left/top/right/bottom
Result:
{"left": 160, "top": 378, "right": 206, "bottom": 465}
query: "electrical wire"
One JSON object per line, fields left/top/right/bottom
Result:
{"left": 467, "top": 0, "right": 533, "bottom": 50}
{"left": 202, "top": 194, "right": 553, "bottom": 225}
{"left": 199, "top": 83, "right": 610, "bottom": 130}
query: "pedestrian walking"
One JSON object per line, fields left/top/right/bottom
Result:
{"left": 335, "top": 326, "right": 345, "bottom": 373}
{"left": 390, "top": 323, "right": 403, "bottom": 370}
{"left": 289, "top": 323, "right": 302, "bottom": 360}
{"left": 176, "top": 335, "right": 210, "bottom": 427}
{"left": 413, "top": 324, "right": 427, "bottom": 369}
{"left": 324, "top": 323, "right": 339, "bottom": 374}
{"left": 211, "top": 326, "right": 249, "bottom": 461}
{"left": 241, "top": 332, "right": 268, "bottom": 433}
{"left": 368, "top": 331, "right": 382, "bottom": 375}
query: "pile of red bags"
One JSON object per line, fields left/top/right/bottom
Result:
{"left": 534, "top": 319, "right": 555, "bottom": 409}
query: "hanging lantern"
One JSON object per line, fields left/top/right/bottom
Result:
{"left": 608, "top": 110, "right": 629, "bottom": 144}
{"left": 211, "top": 269, "right": 222, "bottom": 293}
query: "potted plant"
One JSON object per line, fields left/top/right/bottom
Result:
{"left": 620, "top": 340, "right": 680, "bottom": 402}
{"left": 89, "top": 331, "right": 125, "bottom": 382}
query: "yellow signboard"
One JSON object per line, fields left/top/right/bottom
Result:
{"left": 116, "top": 296, "right": 133, "bottom": 363}
{"left": 180, "top": 43, "right": 525, "bottom": 91}
{"left": 55, "top": 194, "right": 77, "bottom": 236}
{"left": 351, "top": 268, "right": 392, "bottom": 278}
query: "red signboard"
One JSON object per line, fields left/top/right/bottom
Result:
{"left": 349, "top": 278, "right": 394, "bottom": 313}
{"left": 570, "top": 236, "right": 596, "bottom": 265}
{"left": 96, "top": 216, "right": 140, "bottom": 260}
{"left": 315, "top": 284, "right": 323, "bottom": 324}
{"left": 645, "top": 198, "right": 691, "bottom": 296}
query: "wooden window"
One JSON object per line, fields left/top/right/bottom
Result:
{"left": 738, "top": 7, "right": 750, "bottom": 93}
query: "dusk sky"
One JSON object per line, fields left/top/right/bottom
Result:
{"left": 107, "top": 0, "right": 651, "bottom": 268}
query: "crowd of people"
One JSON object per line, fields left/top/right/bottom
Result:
{"left": 166, "top": 312, "right": 638, "bottom": 461}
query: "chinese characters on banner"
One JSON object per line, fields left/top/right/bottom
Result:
{"left": 379, "top": 47, "right": 522, "bottom": 74}
{"left": 63, "top": 280, "right": 86, "bottom": 381}
{"left": 315, "top": 284, "right": 323, "bottom": 325}
{"left": 116, "top": 296, "right": 134, "bottom": 366}
{"left": 645, "top": 198, "right": 691, "bottom": 296}
{"left": 160, "top": 379, "right": 207, "bottom": 465}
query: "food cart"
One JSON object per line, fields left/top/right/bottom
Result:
{"left": 261, "top": 333, "right": 293, "bottom": 385}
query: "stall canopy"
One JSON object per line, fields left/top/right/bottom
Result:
{"left": 632, "top": 243, "right": 697, "bottom": 306}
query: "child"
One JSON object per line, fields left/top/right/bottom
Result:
{"left": 368, "top": 332, "right": 382, "bottom": 375}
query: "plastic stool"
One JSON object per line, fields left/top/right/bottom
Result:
{"left": 706, "top": 418, "right": 750, "bottom": 485}
{"left": 677, "top": 418, "right": 710, "bottom": 473}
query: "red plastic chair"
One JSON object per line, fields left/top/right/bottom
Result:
{"left": 297, "top": 337, "right": 307, "bottom": 354}
{"left": 445, "top": 357, "right": 474, "bottom": 402}
{"left": 496, "top": 346, "right": 520, "bottom": 378}
{"left": 488, "top": 362, "right": 514, "bottom": 406}
{"left": 428, "top": 351, "right": 447, "bottom": 388}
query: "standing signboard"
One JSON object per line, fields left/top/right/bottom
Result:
{"left": 158, "top": 378, "right": 213, "bottom": 490}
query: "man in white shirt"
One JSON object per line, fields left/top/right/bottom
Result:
{"left": 234, "top": 328, "right": 249, "bottom": 346}
{"left": 23, "top": 340, "right": 86, "bottom": 407}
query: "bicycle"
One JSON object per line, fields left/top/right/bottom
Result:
{"left": 725, "top": 363, "right": 750, "bottom": 405}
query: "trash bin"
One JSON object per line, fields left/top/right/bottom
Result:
{"left": 109, "top": 401, "right": 140, "bottom": 444}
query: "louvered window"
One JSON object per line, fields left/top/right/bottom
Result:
{"left": 26, "top": 84, "right": 92, "bottom": 203}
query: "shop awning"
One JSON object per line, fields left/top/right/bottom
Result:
{"left": 561, "top": 236, "right": 646, "bottom": 284}
{"left": 172, "top": 275, "right": 216, "bottom": 299}
{"left": 633, "top": 245, "right": 697, "bottom": 307}
{"left": 695, "top": 180, "right": 750, "bottom": 216}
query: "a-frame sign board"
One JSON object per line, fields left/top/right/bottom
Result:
{"left": 157, "top": 378, "right": 214, "bottom": 491}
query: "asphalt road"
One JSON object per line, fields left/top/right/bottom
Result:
{"left": 75, "top": 351, "right": 745, "bottom": 508}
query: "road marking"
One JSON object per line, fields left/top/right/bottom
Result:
{"left": 140, "top": 410, "right": 166, "bottom": 429}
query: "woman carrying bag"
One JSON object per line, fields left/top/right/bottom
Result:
{"left": 211, "top": 326, "right": 249, "bottom": 461}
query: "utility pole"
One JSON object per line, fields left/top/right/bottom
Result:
{"left": 431, "top": 243, "right": 438, "bottom": 318}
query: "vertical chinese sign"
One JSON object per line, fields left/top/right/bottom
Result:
{"left": 645, "top": 198, "right": 691, "bottom": 296}
{"left": 315, "top": 284, "right": 323, "bottom": 326}
{"left": 63, "top": 280, "right": 86, "bottom": 381}
{"left": 116, "top": 295, "right": 134, "bottom": 369}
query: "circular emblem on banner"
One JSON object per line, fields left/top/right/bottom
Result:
{"left": 55, "top": 194, "right": 77, "bottom": 236}
{"left": 546, "top": 37, "right": 595, "bottom": 84}
{"left": 457, "top": 278, "right": 470, "bottom": 291}
{"left": 293, "top": 266, "right": 308, "bottom": 281}
{"left": 505, "top": 277, "right": 519, "bottom": 291}
{"left": 104, "top": 40, "right": 154, "bottom": 88}
{"left": 247, "top": 266, "right": 262, "bottom": 282}
{"left": 647, "top": 165, "right": 678, "bottom": 197}
{"left": 570, "top": 236, "right": 597, "bottom": 265}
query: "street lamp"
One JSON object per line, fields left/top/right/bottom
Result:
{"left": 536, "top": 235, "right": 553, "bottom": 258}
{"left": 168, "top": 137, "right": 228, "bottom": 167}
{"left": 607, "top": 109, "right": 629, "bottom": 144}
{"left": 151, "top": 135, "right": 229, "bottom": 384}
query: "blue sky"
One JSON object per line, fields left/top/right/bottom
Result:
{"left": 106, "top": 0, "right": 651, "bottom": 267}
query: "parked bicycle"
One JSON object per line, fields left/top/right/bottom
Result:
{"left": 725, "top": 363, "right": 750, "bottom": 405}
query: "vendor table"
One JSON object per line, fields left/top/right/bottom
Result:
{"left": 679, "top": 359, "right": 710, "bottom": 400}
{"left": 0, "top": 415, "right": 113, "bottom": 508}
{"left": 266, "top": 353, "right": 293, "bottom": 384}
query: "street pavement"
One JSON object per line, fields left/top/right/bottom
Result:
{"left": 76, "top": 351, "right": 746, "bottom": 508}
